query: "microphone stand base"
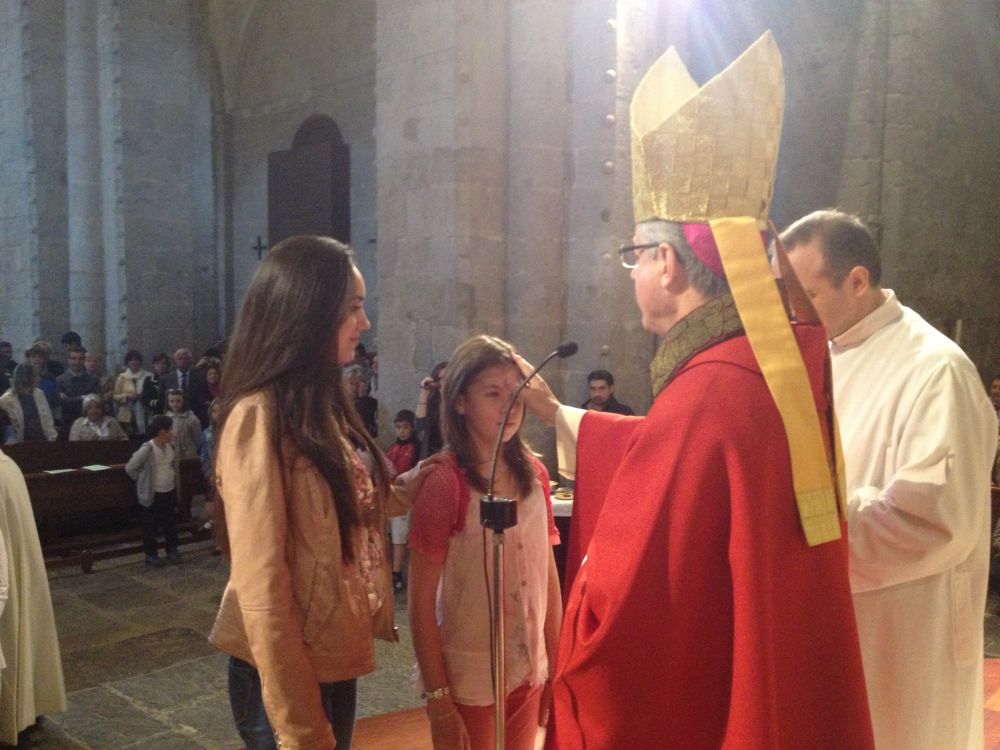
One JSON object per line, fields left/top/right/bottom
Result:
{"left": 481, "top": 494, "right": 518, "bottom": 750}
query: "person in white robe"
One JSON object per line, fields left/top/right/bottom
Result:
{"left": 0, "top": 530, "right": 8, "bottom": 691}
{"left": 0, "top": 449, "right": 67, "bottom": 742}
{"left": 783, "top": 209, "right": 998, "bottom": 750}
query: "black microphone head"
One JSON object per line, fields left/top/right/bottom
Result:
{"left": 556, "top": 341, "right": 578, "bottom": 358}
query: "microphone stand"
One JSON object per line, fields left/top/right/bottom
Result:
{"left": 481, "top": 342, "right": 576, "bottom": 750}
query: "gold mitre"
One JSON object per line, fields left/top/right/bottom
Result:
{"left": 631, "top": 31, "right": 784, "bottom": 226}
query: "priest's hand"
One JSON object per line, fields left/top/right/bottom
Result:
{"left": 513, "top": 353, "right": 561, "bottom": 427}
{"left": 427, "top": 696, "right": 471, "bottom": 750}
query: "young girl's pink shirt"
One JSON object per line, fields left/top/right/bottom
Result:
{"left": 409, "top": 454, "right": 559, "bottom": 706}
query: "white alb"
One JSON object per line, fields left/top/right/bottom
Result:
{"left": 832, "top": 290, "right": 997, "bottom": 750}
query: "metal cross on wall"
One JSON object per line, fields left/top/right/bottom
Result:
{"left": 252, "top": 235, "right": 268, "bottom": 260}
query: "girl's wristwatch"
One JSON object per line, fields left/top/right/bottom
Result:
{"left": 421, "top": 686, "right": 451, "bottom": 701}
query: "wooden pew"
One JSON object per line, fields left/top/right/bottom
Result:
{"left": 4, "top": 440, "right": 209, "bottom": 571}
{"left": 4, "top": 438, "right": 142, "bottom": 474}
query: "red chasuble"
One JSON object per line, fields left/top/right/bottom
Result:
{"left": 551, "top": 324, "right": 874, "bottom": 749}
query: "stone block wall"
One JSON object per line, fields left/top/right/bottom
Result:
{"left": 678, "top": 0, "right": 1000, "bottom": 380}
{"left": 214, "top": 0, "right": 377, "bottom": 340}
{"left": 27, "top": 0, "right": 69, "bottom": 345}
{"left": 874, "top": 0, "right": 1000, "bottom": 373}
{"left": 0, "top": 0, "right": 68, "bottom": 354}
{"left": 115, "top": 0, "right": 215, "bottom": 360}
{"left": 66, "top": 0, "right": 105, "bottom": 350}
{"left": 504, "top": 0, "right": 571, "bottom": 453}
{"left": 375, "top": 0, "right": 510, "bottom": 424}
{"left": 0, "top": 0, "right": 216, "bottom": 369}
{"left": 2, "top": 0, "right": 997, "bottom": 416}
{"left": 563, "top": 0, "right": 637, "bottom": 412}
{"left": 376, "top": 0, "right": 667, "bottom": 434}
{"left": 0, "top": 0, "right": 39, "bottom": 348}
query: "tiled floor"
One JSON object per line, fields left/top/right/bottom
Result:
{"left": 17, "top": 550, "right": 1000, "bottom": 748}
{"left": 18, "top": 544, "right": 421, "bottom": 749}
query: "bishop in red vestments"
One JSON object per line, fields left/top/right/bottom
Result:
{"left": 533, "top": 304, "right": 874, "bottom": 749}
{"left": 520, "top": 32, "right": 874, "bottom": 750}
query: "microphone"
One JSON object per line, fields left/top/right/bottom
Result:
{"left": 555, "top": 341, "right": 578, "bottom": 358}
{"left": 482, "top": 341, "right": 577, "bottom": 531}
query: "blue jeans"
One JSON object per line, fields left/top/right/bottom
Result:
{"left": 228, "top": 656, "right": 357, "bottom": 750}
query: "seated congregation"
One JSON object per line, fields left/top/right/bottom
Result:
{"left": 0, "top": 336, "right": 219, "bottom": 571}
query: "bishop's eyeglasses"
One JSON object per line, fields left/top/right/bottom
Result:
{"left": 617, "top": 242, "right": 660, "bottom": 269}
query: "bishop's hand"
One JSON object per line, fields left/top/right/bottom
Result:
{"left": 512, "top": 352, "right": 561, "bottom": 427}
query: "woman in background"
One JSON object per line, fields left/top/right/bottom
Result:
{"left": 68, "top": 394, "right": 128, "bottom": 441}
{"left": 113, "top": 350, "right": 151, "bottom": 436}
{"left": 197, "top": 357, "right": 223, "bottom": 402}
{"left": 0, "top": 364, "right": 57, "bottom": 443}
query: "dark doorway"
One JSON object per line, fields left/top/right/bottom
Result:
{"left": 267, "top": 115, "right": 350, "bottom": 247}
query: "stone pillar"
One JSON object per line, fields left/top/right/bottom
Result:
{"left": 874, "top": 0, "right": 1000, "bottom": 372}
{"left": 504, "top": 0, "right": 571, "bottom": 453}
{"left": 96, "top": 0, "right": 217, "bottom": 361}
{"left": 560, "top": 0, "right": 657, "bottom": 416}
{"left": 66, "top": 0, "right": 105, "bottom": 352}
{"left": 375, "top": 0, "right": 510, "bottom": 418}
{"left": 0, "top": 0, "right": 69, "bottom": 350}
{"left": 0, "top": 1, "right": 38, "bottom": 346}
{"left": 96, "top": 0, "right": 127, "bottom": 369}
{"left": 28, "top": 0, "right": 70, "bottom": 347}
{"left": 190, "top": 2, "right": 219, "bottom": 352}
{"left": 833, "top": 0, "right": 889, "bottom": 227}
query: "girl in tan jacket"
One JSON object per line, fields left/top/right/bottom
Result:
{"left": 208, "top": 236, "right": 406, "bottom": 750}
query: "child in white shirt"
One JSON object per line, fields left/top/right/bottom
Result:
{"left": 126, "top": 414, "right": 181, "bottom": 567}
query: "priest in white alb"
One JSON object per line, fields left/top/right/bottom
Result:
{"left": 783, "top": 209, "right": 998, "bottom": 750}
{"left": 0, "top": 449, "right": 67, "bottom": 743}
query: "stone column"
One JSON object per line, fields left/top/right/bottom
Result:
{"left": 375, "top": 0, "right": 510, "bottom": 417}
{"left": 96, "top": 0, "right": 126, "bottom": 369}
{"left": 504, "top": 0, "right": 570, "bottom": 364}
{"left": 66, "top": 0, "right": 105, "bottom": 352}
{"left": 0, "top": 0, "right": 69, "bottom": 349}
{"left": 503, "top": 0, "right": 571, "bottom": 454}
{"left": 0, "top": 1, "right": 38, "bottom": 345}
{"left": 94, "top": 0, "right": 217, "bottom": 361}
{"left": 28, "top": 0, "right": 70, "bottom": 346}
{"left": 560, "top": 0, "right": 658, "bottom": 415}
{"left": 873, "top": 0, "right": 1000, "bottom": 370}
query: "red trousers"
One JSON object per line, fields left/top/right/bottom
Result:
{"left": 456, "top": 683, "right": 543, "bottom": 750}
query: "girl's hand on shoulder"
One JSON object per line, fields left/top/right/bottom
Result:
{"left": 396, "top": 453, "right": 454, "bottom": 501}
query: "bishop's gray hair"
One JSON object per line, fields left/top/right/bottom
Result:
{"left": 635, "top": 220, "right": 729, "bottom": 300}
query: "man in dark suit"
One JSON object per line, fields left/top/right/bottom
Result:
{"left": 142, "top": 353, "right": 172, "bottom": 416}
{"left": 0, "top": 341, "right": 16, "bottom": 393}
{"left": 162, "top": 348, "right": 207, "bottom": 426}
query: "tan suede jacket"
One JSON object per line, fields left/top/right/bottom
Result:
{"left": 208, "top": 392, "right": 408, "bottom": 750}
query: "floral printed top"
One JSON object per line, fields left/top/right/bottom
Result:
{"left": 350, "top": 446, "right": 386, "bottom": 614}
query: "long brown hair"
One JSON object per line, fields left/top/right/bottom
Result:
{"left": 441, "top": 335, "right": 535, "bottom": 496}
{"left": 216, "top": 235, "right": 388, "bottom": 562}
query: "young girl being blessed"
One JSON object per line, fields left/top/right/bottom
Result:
{"left": 409, "top": 335, "right": 562, "bottom": 750}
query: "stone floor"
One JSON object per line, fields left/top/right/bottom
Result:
{"left": 15, "top": 543, "right": 421, "bottom": 749}
{"left": 13, "top": 547, "right": 1000, "bottom": 749}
